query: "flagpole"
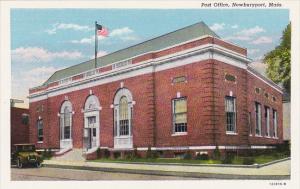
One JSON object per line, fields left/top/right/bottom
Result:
{"left": 95, "top": 21, "right": 98, "bottom": 68}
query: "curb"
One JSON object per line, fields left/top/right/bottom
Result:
{"left": 257, "top": 157, "right": 291, "bottom": 168}
{"left": 87, "top": 157, "right": 291, "bottom": 169}
{"left": 43, "top": 163, "right": 290, "bottom": 180}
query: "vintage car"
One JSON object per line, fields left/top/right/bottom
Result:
{"left": 11, "top": 144, "right": 43, "bottom": 168}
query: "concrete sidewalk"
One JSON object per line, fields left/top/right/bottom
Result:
{"left": 43, "top": 159, "right": 291, "bottom": 179}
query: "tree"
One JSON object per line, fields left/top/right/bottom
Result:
{"left": 264, "top": 23, "right": 291, "bottom": 95}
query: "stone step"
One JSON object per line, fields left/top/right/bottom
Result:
{"left": 52, "top": 148, "right": 85, "bottom": 162}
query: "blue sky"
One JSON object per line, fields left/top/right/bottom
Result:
{"left": 11, "top": 9, "right": 289, "bottom": 107}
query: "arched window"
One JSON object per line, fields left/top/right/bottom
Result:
{"left": 60, "top": 101, "right": 72, "bottom": 140}
{"left": 37, "top": 119, "right": 43, "bottom": 142}
{"left": 113, "top": 88, "right": 133, "bottom": 137}
{"left": 119, "top": 96, "right": 129, "bottom": 136}
{"left": 63, "top": 106, "right": 71, "bottom": 139}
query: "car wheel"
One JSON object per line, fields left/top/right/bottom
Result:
{"left": 17, "top": 159, "right": 23, "bottom": 168}
{"left": 35, "top": 162, "right": 42, "bottom": 168}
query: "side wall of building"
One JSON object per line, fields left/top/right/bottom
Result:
{"left": 11, "top": 107, "right": 29, "bottom": 146}
{"left": 247, "top": 72, "right": 283, "bottom": 145}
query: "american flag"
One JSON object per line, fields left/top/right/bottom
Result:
{"left": 96, "top": 24, "right": 109, "bottom": 37}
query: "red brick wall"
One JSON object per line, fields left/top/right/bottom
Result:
{"left": 11, "top": 107, "right": 29, "bottom": 146}
{"left": 28, "top": 60, "right": 282, "bottom": 150}
{"left": 247, "top": 72, "right": 283, "bottom": 145}
{"left": 29, "top": 73, "right": 157, "bottom": 149}
{"left": 211, "top": 60, "right": 249, "bottom": 146}
{"left": 154, "top": 60, "right": 215, "bottom": 147}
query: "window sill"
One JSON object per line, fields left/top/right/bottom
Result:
{"left": 249, "top": 134, "right": 252, "bottom": 137}
{"left": 273, "top": 137, "right": 279, "bottom": 139}
{"left": 114, "top": 135, "right": 132, "bottom": 139}
{"left": 37, "top": 141, "right": 43, "bottom": 144}
{"left": 255, "top": 135, "right": 263, "bottom": 137}
{"left": 265, "top": 136, "right": 271, "bottom": 138}
{"left": 226, "top": 132, "right": 238, "bottom": 135}
{"left": 60, "top": 139, "right": 72, "bottom": 141}
{"left": 172, "top": 132, "right": 187, "bottom": 136}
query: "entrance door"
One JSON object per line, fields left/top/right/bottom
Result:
{"left": 88, "top": 116, "right": 97, "bottom": 148}
{"left": 83, "top": 115, "right": 98, "bottom": 151}
{"left": 83, "top": 128, "right": 92, "bottom": 150}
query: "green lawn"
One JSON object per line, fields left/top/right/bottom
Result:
{"left": 90, "top": 153, "right": 288, "bottom": 165}
{"left": 91, "top": 158, "right": 222, "bottom": 164}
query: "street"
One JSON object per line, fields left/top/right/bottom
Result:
{"left": 11, "top": 167, "right": 198, "bottom": 181}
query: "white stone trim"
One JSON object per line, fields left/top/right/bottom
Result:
{"left": 226, "top": 132, "right": 238, "bottom": 135}
{"left": 28, "top": 45, "right": 281, "bottom": 102}
{"left": 29, "top": 43, "right": 249, "bottom": 98}
{"left": 171, "top": 132, "right": 187, "bottom": 136}
{"left": 134, "top": 145, "right": 275, "bottom": 151}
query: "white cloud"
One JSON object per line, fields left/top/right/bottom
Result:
{"left": 45, "top": 23, "right": 92, "bottom": 35}
{"left": 250, "top": 36, "right": 273, "bottom": 45}
{"left": 12, "top": 47, "right": 83, "bottom": 63}
{"left": 71, "top": 36, "right": 94, "bottom": 44}
{"left": 239, "top": 26, "right": 265, "bottom": 36}
{"left": 231, "top": 24, "right": 239, "bottom": 29}
{"left": 210, "top": 23, "right": 225, "bottom": 31}
{"left": 248, "top": 49, "right": 260, "bottom": 55}
{"left": 12, "top": 66, "right": 64, "bottom": 107}
{"left": 224, "top": 26, "right": 265, "bottom": 41}
{"left": 249, "top": 61, "right": 267, "bottom": 76}
{"left": 110, "top": 27, "right": 134, "bottom": 37}
{"left": 70, "top": 35, "right": 107, "bottom": 44}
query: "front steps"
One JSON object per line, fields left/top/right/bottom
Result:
{"left": 52, "top": 148, "right": 86, "bottom": 162}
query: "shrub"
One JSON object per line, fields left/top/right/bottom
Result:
{"left": 103, "top": 149, "right": 110, "bottom": 158}
{"left": 41, "top": 148, "right": 53, "bottom": 160}
{"left": 133, "top": 146, "right": 140, "bottom": 158}
{"left": 275, "top": 141, "right": 290, "bottom": 156}
{"left": 183, "top": 151, "right": 192, "bottom": 160}
{"left": 195, "top": 153, "right": 209, "bottom": 160}
{"left": 96, "top": 148, "right": 101, "bottom": 158}
{"left": 113, "top": 152, "right": 121, "bottom": 159}
{"left": 151, "top": 151, "right": 159, "bottom": 159}
{"left": 124, "top": 152, "right": 134, "bottom": 160}
{"left": 242, "top": 157, "right": 255, "bottom": 165}
{"left": 221, "top": 151, "right": 235, "bottom": 164}
{"left": 212, "top": 145, "right": 221, "bottom": 160}
{"left": 146, "top": 146, "right": 152, "bottom": 159}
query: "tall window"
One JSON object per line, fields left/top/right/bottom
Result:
{"left": 225, "top": 96, "right": 236, "bottom": 133}
{"left": 273, "top": 109, "right": 278, "bottom": 138}
{"left": 37, "top": 119, "right": 43, "bottom": 142}
{"left": 173, "top": 98, "right": 187, "bottom": 133}
{"left": 119, "top": 96, "right": 129, "bottom": 136}
{"left": 63, "top": 107, "right": 71, "bottom": 139}
{"left": 60, "top": 101, "right": 72, "bottom": 140}
{"left": 255, "top": 102, "right": 262, "bottom": 136}
{"left": 113, "top": 88, "right": 133, "bottom": 139}
{"left": 265, "top": 106, "right": 270, "bottom": 137}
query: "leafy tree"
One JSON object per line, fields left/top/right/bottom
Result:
{"left": 264, "top": 23, "right": 291, "bottom": 95}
